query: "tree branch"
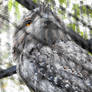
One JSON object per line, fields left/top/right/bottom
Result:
{"left": 0, "top": 65, "right": 16, "bottom": 79}
{"left": 68, "top": 28, "right": 92, "bottom": 53}
{"left": 16, "top": 0, "right": 38, "bottom": 10}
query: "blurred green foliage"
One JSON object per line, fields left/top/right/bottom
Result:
{"left": 8, "top": 0, "right": 20, "bottom": 19}
{"left": 33, "top": 0, "right": 37, "bottom": 3}
{"left": 14, "top": 1, "right": 20, "bottom": 19}
{"left": 59, "top": 0, "right": 66, "bottom": 5}
{"left": 8, "top": 0, "right": 13, "bottom": 11}
{"left": 72, "top": 4, "right": 80, "bottom": 16}
{"left": 68, "top": 23, "right": 76, "bottom": 31}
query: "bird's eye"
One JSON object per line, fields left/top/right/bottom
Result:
{"left": 26, "top": 22, "right": 32, "bottom": 26}
{"left": 25, "top": 20, "right": 32, "bottom": 26}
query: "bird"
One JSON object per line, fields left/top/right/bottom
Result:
{"left": 13, "top": 5, "right": 92, "bottom": 92}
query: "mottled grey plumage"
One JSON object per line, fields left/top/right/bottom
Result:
{"left": 13, "top": 5, "right": 92, "bottom": 92}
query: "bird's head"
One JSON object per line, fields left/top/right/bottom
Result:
{"left": 13, "top": 4, "right": 68, "bottom": 60}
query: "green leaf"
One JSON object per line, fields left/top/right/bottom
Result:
{"left": 90, "top": 13, "right": 92, "bottom": 17}
{"left": 8, "top": 0, "right": 13, "bottom": 11}
{"left": 48, "top": 0, "right": 51, "bottom": 2}
{"left": 84, "top": 32, "right": 88, "bottom": 39}
{"left": 59, "top": 0, "right": 66, "bottom": 5}
{"left": 89, "top": 11, "right": 92, "bottom": 17}
{"left": 72, "top": 24, "right": 76, "bottom": 31}
{"left": 69, "top": 23, "right": 76, "bottom": 31}
{"left": 33, "top": 0, "right": 37, "bottom": 3}
{"left": 77, "top": 27, "right": 80, "bottom": 33}
{"left": 81, "top": 5, "right": 86, "bottom": 16}
{"left": 82, "top": 5, "right": 86, "bottom": 13}
{"left": 14, "top": 1, "right": 20, "bottom": 19}
{"left": 88, "top": 52, "right": 92, "bottom": 56}
{"left": 72, "top": 4, "right": 80, "bottom": 16}
{"left": 80, "top": 31, "right": 84, "bottom": 37}
{"left": 58, "top": 9, "right": 62, "bottom": 14}
{"left": 90, "top": 30, "right": 92, "bottom": 35}
{"left": 68, "top": 23, "right": 76, "bottom": 32}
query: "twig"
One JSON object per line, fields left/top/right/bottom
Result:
{"left": 0, "top": 65, "right": 16, "bottom": 79}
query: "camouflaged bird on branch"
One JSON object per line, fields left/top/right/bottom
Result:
{"left": 13, "top": 3, "right": 92, "bottom": 92}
